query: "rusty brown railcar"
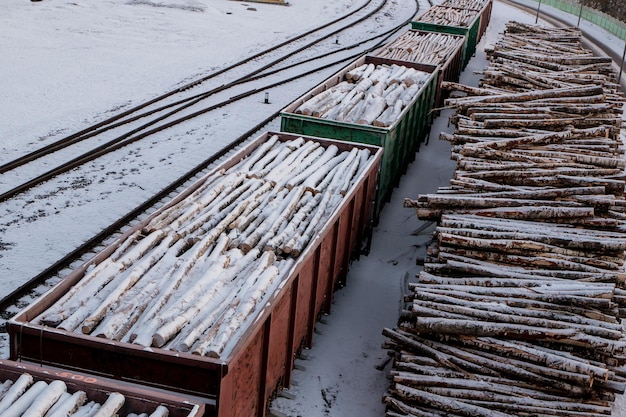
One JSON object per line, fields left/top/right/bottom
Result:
{"left": 8, "top": 132, "right": 382, "bottom": 417}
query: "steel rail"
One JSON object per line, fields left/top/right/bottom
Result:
{"left": 0, "top": 0, "right": 379, "bottom": 175}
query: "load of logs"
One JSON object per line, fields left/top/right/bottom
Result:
{"left": 384, "top": 22, "right": 626, "bottom": 416}
{"left": 414, "top": 5, "right": 477, "bottom": 28}
{"left": 34, "top": 136, "right": 375, "bottom": 359}
{"left": 0, "top": 373, "right": 169, "bottom": 417}
{"left": 294, "top": 62, "right": 431, "bottom": 127}
{"left": 441, "top": 0, "right": 490, "bottom": 11}
{"left": 374, "top": 31, "right": 464, "bottom": 68}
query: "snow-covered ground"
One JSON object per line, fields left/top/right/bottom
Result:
{"left": 0, "top": 0, "right": 416, "bottom": 295}
{"left": 1, "top": 0, "right": 626, "bottom": 416}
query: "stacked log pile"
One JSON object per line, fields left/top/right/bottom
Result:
{"left": 441, "top": 0, "right": 489, "bottom": 11}
{"left": 294, "top": 62, "right": 431, "bottom": 127}
{"left": 384, "top": 22, "right": 626, "bottom": 416}
{"left": 375, "top": 31, "right": 463, "bottom": 68}
{"left": 414, "top": 5, "right": 477, "bottom": 28}
{"left": 34, "top": 136, "right": 375, "bottom": 359}
{"left": 0, "top": 373, "right": 170, "bottom": 417}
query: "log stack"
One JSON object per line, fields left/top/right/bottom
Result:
{"left": 294, "top": 62, "right": 431, "bottom": 127}
{"left": 441, "top": 0, "right": 490, "bottom": 11}
{"left": 384, "top": 22, "right": 626, "bottom": 417}
{"left": 0, "top": 373, "right": 168, "bottom": 417}
{"left": 414, "top": 5, "right": 478, "bottom": 27}
{"left": 33, "top": 136, "right": 375, "bottom": 359}
{"left": 374, "top": 31, "right": 463, "bottom": 68}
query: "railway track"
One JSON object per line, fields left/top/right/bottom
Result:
{"left": 0, "top": 0, "right": 419, "bottom": 327}
{"left": 0, "top": 0, "right": 410, "bottom": 203}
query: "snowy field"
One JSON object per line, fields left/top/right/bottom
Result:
{"left": 1, "top": 0, "right": 626, "bottom": 416}
{"left": 0, "top": 0, "right": 417, "bottom": 294}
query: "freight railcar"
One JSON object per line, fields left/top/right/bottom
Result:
{"left": 411, "top": 4, "right": 484, "bottom": 68}
{"left": 440, "top": 0, "right": 493, "bottom": 42}
{"left": 8, "top": 132, "right": 382, "bottom": 417}
{"left": 0, "top": 359, "right": 204, "bottom": 416}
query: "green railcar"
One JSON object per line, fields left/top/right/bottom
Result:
{"left": 411, "top": 5, "right": 482, "bottom": 68}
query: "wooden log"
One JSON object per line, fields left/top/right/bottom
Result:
{"left": 91, "top": 249, "right": 180, "bottom": 340}
{"left": 80, "top": 233, "right": 181, "bottom": 334}
{"left": 149, "top": 249, "right": 261, "bottom": 348}
{"left": 412, "top": 288, "right": 620, "bottom": 331}
{"left": 72, "top": 401, "right": 101, "bottom": 417}
{"left": 2, "top": 381, "right": 48, "bottom": 417}
{"left": 437, "top": 248, "right": 623, "bottom": 277}
{"left": 91, "top": 392, "right": 125, "bottom": 417}
{"left": 176, "top": 250, "right": 277, "bottom": 352}
{"left": 121, "top": 233, "right": 230, "bottom": 344}
{"left": 411, "top": 287, "right": 619, "bottom": 322}
{"left": 148, "top": 405, "right": 170, "bottom": 417}
{"left": 235, "top": 135, "right": 280, "bottom": 172}
{"left": 410, "top": 300, "right": 622, "bottom": 341}
{"left": 455, "top": 337, "right": 612, "bottom": 381}
{"left": 0, "top": 380, "right": 13, "bottom": 401}
{"left": 36, "top": 230, "right": 141, "bottom": 327}
{"left": 438, "top": 214, "right": 624, "bottom": 240}
{"left": 403, "top": 332, "right": 600, "bottom": 389}
{"left": 287, "top": 190, "right": 335, "bottom": 256}
{"left": 418, "top": 284, "right": 615, "bottom": 312}
{"left": 46, "top": 390, "right": 88, "bottom": 417}
{"left": 434, "top": 225, "right": 626, "bottom": 253}
{"left": 459, "top": 399, "right": 610, "bottom": 416}
{"left": 264, "top": 191, "right": 319, "bottom": 253}
{"left": 383, "top": 327, "right": 472, "bottom": 374}
{"left": 416, "top": 385, "right": 612, "bottom": 415}
{"left": 0, "top": 373, "right": 33, "bottom": 414}
{"left": 412, "top": 317, "right": 626, "bottom": 353}
{"left": 125, "top": 235, "right": 230, "bottom": 342}
{"left": 417, "top": 205, "right": 597, "bottom": 222}
{"left": 44, "top": 392, "right": 71, "bottom": 416}
{"left": 390, "top": 383, "right": 513, "bottom": 417}
{"left": 199, "top": 264, "right": 283, "bottom": 358}
{"left": 384, "top": 396, "right": 455, "bottom": 417}
{"left": 21, "top": 380, "right": 67, "bottom": 417}
{"left": 445, "top": 85, "right": 604, "bottom": 108}
{"left": 357, "top": 95, "right": 387, "bottom": 125}
{"left": 239, "top": 187, "right": 304, "bottom": 253}
{"left": 390, "top": 371, "right": 581, "bottom": 402}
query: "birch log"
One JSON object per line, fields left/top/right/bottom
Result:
{"left": 3, "top": 381, "right": 48, "bottom": 417}
{"left": 46, "top": 390, "right": 88, "bottom": 417}
{"left": 387, "top": 20, "right": 626, "bottom": 417}
{"left": 148, "top": 405, "right": 170, "bottom": 417}
{"left": 0, "top": 373, "right": 33, "bottom": 413}
{"left": 21, "top": 380, "right": 66, "bottom": 417}
{"left": 91, "top": 392, "right": 125, "bottom": 417}
{"left": 293, "top": 63, "right": 429, "bottom": 127}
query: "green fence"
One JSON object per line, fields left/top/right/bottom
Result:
{"left": 530, "top": 0, "right": 626, "bottom": 41}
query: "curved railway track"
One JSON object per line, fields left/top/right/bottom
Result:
{"left": 0, "top": 0, "right": 418, "bottom": 323}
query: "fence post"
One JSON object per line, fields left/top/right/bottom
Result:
{"left": 535, "top": 0, "right": 543, "bottom": 23}
{"left": 577, "top": 2, "right": 583, "bottom": 27}
{"left": 619, "top": 41, "right": 626, "bottom": 85}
